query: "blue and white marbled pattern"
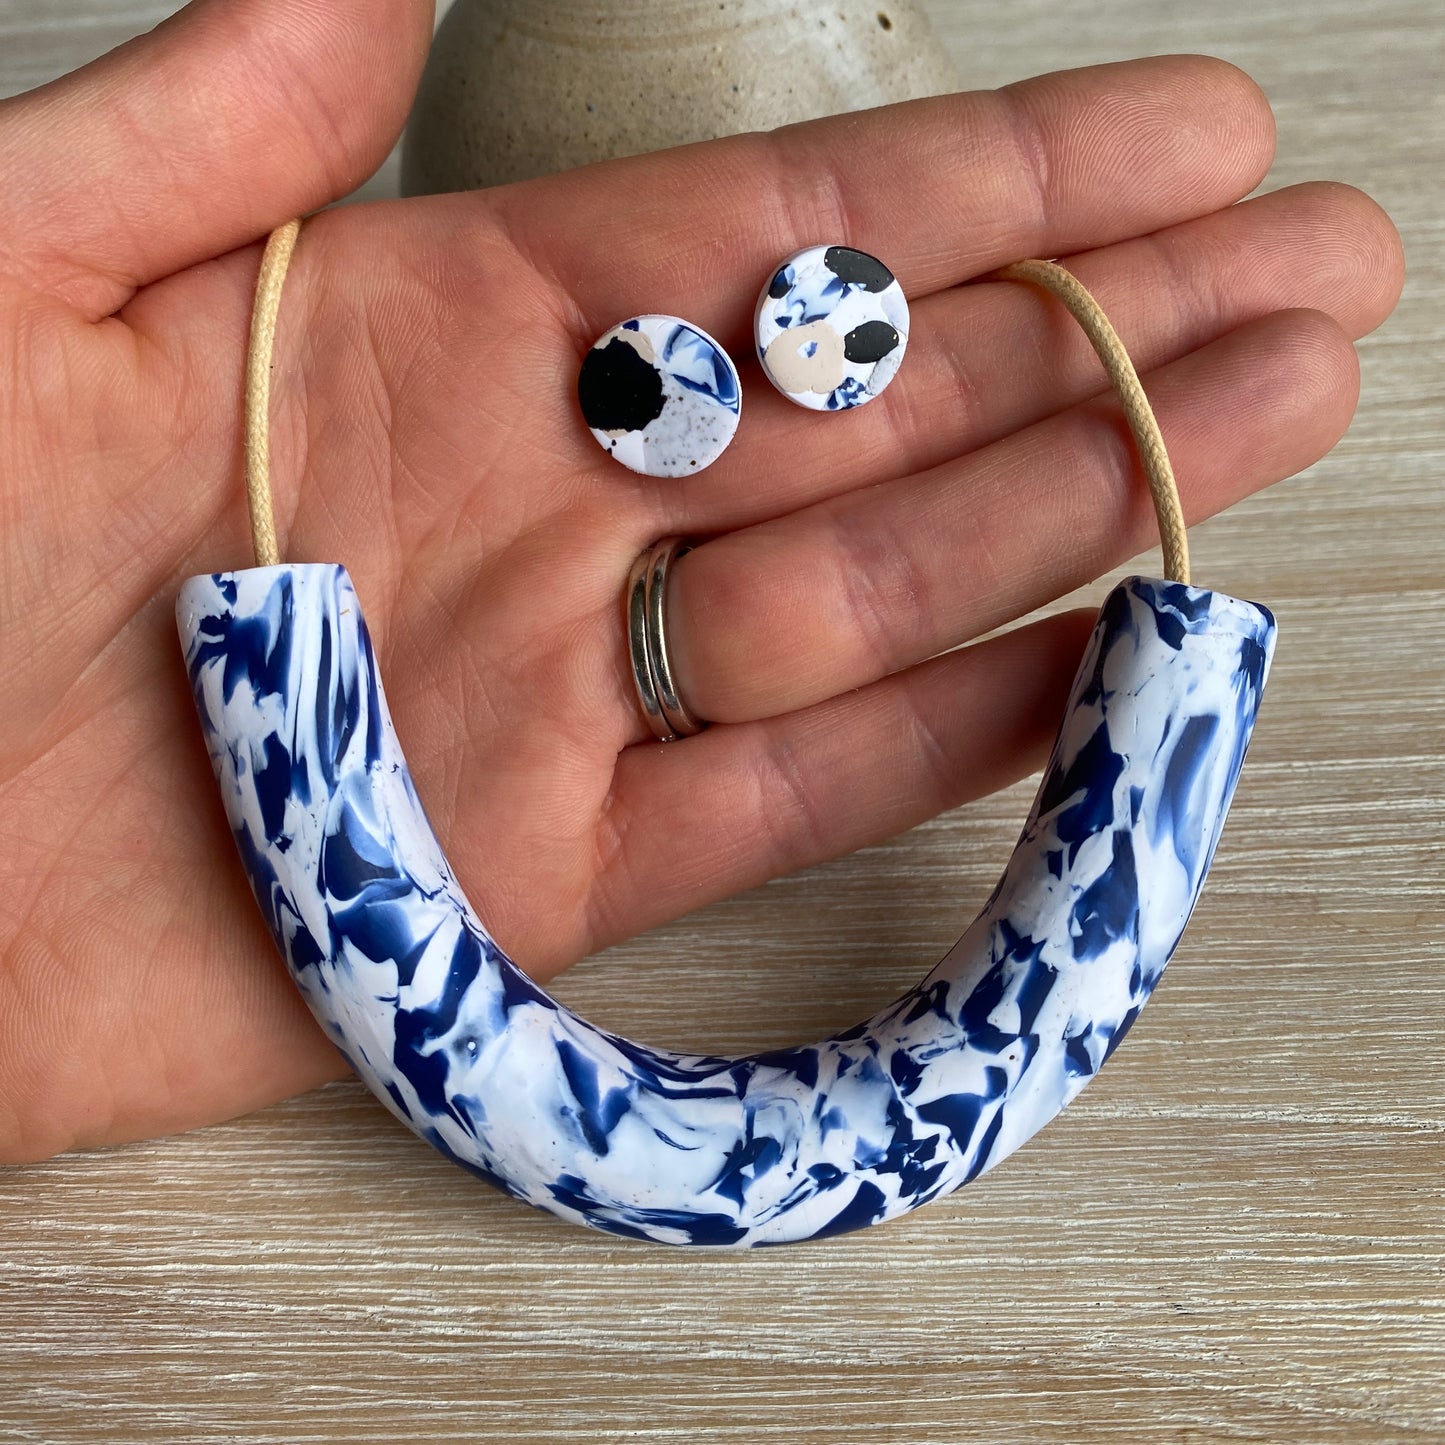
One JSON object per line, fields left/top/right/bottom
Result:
{"left": 177, "top": 568, "right": 1275, "bottom": 1247}
{"left": 755, "top": 245, "right": 909, "bottom": 410}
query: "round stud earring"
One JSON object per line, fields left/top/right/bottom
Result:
{"left": 755, "top": 244, "right": 909, "bottom": 410}
{"left": 578, "top": 314, "right": 741, "bottom": 476}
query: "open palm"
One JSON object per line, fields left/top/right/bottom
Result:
{"left": 0, "top": 0, "right": 1402, "bottom": 1162}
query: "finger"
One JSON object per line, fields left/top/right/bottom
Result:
{"left": 486, "top": 54, "right": 1275, "bottom": 340}
{"left": 656, "top": 180, "right": 1403, "bottom": 536}
{"left": 0, "top": 0, "right": 434, "bottom": 316}
{"left": 663, "top": 307, "right": 1358, "bottom": 725}
{"left": 586, "top": 608, "right": 1097, "bottom": 955}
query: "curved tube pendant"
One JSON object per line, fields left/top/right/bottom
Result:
{"left": 177, "top": 568, "right": 1274, "bottom": 1247}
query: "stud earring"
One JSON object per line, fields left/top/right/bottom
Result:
{"left": 755, "top": 244, "right": 909, "bottom": 410}
{"left": 578, "top": 314, "right": 741, "bottom": 476}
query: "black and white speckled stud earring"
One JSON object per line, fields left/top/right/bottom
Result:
{"left": 578, "top": 315, "right": 741, "bottom": 476}
{"left": 755, "top": 245, "right": 909, "bottom": 410}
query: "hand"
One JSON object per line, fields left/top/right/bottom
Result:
{"left": 0, "top": 0, "right": 1402, "bottom": 1162}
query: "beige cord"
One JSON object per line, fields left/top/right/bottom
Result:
{"left": 244, "top": 219, "right": 301, "bottom": 568}
{"left": 240, "top": 229, "right": 1189, "bottom": 583}
{"left": 997, "top": 259, "right": 1190, "bottom": 585}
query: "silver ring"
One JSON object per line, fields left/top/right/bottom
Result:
{"left": 625, "top": 537, "right": 708, "bottom": 742}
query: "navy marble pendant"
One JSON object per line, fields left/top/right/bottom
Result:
{"left": 178, "top": 570, "right": 1274, "bottom": 1247}
{"left": 578, "top": 315, "right": 741, "bottom": 476}
{"left": 756, "top": 245, "right": 909, "bottom": 409}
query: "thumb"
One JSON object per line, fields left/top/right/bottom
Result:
{"left": 0, "top": 0, "right": 434, "bottom": 317}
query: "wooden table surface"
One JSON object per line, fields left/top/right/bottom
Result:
{"left": 2, "top": 2, "right": 1441, "bottom": 1441}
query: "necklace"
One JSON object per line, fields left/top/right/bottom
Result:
{"left": 176, "top": 225, "right": 1275, "bottom": 1247}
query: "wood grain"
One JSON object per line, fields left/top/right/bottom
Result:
{"left": 1, "top": 1, "right": 1441, "bottom": 1441}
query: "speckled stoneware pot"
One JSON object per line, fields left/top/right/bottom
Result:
{"left": 401, "top": 0, "right": 959, "bottom": 194}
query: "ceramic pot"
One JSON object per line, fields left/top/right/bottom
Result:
{"left": 401, "top": 0, "right": 959, "bottom": 194}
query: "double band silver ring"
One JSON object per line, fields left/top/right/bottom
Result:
{"left": 626, "top": 537, "right": 708, "bottom": 742}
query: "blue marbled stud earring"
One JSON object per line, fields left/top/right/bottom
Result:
{"left": 578, "top": 314, "right": 741, "bottom": 476}
{"left": 756, "top": 245, "right": 909, "bottom": 410}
